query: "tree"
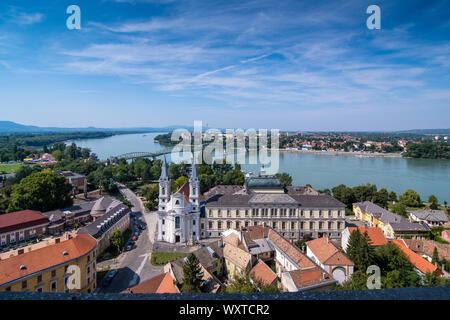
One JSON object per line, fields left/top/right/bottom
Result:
{"left": 275, "top": 173, "right": 292, "bottom": 187}
{"left": 110, "top": 229, "right": 124, "bottom": 254}
{"left": 428, "top": 195, "right": 438, "bottom": 210}
{"left": 391, "top": 202, "right": 408, "bottom": 218}
{"left": 332, "top": 184, "right": 355, "bottom": 209}
{"left": 225, "top": 269, "right": 257, "bottom": 293}
{"left": 388, "top": 191, "right": 397, "bottom": 202}
{"left": 346, "top": 230, "right": 375, "bottom": 272}
{"left": 173, "top": 176, "right": 188, "bottom": 191}
{"left": 335, "top": 270, "right": 369, "bottom": 291}
{"left": 223, "top": 169, "right": 245, "bottom": 185}
{"left": 432, "top": 247, "right": 440, "bottom": 265}
{"left": 399, "top": 189, "right": 421, "bottom": 207}
{"left": 372, "top": 188, "right": 388, "bottom": 208}
{"left": 7, "top": 169, "right": 73, "bottom": 213}
{"left": 182, "top": 253, "right": 203, "bottom": 293}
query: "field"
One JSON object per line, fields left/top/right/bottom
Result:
{"left": 150, "top": 252, "right": 188, "bottom": 266}
{"left": 0, "top": 162, "right": 24, "bottom": 174}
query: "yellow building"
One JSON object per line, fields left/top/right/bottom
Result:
{"left": 353, "top": 201, "right": 429, "bottom": 240}
{"left": 0, "top": 233, "right": 97, "bottom": 293}
{"left": 223, "top": 242, "right": 252, "bottom": 279}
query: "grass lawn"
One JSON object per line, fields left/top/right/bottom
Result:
{"left": 150, "top": 252, "right": 188, "bottom": 266}
{"left": 0, "top": 162, "right": 26, "bottom": 174}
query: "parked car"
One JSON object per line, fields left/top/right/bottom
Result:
{"left": 139, "top": 224, "right": 146, "bottom": 230}
{"left": 102, "top": 269, "right": 119, "bottom": 287}
{"left": 125, "top": 244, "right": 132, "bottom": 251}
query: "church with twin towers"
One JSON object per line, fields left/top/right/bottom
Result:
{"left": 156, "top": 156, "right": 201, "bottom": 244}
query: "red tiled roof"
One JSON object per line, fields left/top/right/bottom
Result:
{"left": 287, "top": 267, "right": 335, "bottom": 290}
{"left": 176, "top": 181, "right": 190, "bottom": 202}
{"left": 0, "top": 210, "right": 49, "bottom": 234}
{"left": 391, "top": 240, "right": 442, "bottom": 275}
{"left": 123, "top": 273, "right": 179, "bottom": 294}
{"left": 348, "top": 227, "right": 387, "bottom": 246}
{"left": 223, "top": 233, "right": 240, "bottom": 247}
{"left": 223, "top": 243, "right": 252, "bottom": 270}
{"left": 0, "top": 233, "right": 97, "bottom": 286}
{"left": 267, "top": 229, "right": 316, "bottom": 269}
{"left": 238, "top": 225, "right": 271, "bottom": 245}
{"left": 250, "top": 260, "right": 277, "bottom": 287}
{"left": 306, "top": 237, "right": 354, "bottom": 266}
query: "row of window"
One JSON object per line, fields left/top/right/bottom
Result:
{"left": 207, "top": 220, "right": 344, "bottom": 230}
{"left": 208, "top": 208, "right": 344, "bottom": 218}
{"left": 1, "top": 228, "right": 40, "bottom": 245}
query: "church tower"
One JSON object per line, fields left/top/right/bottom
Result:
{"left": 189, "top": 158, "right": 200, "bottom": 209}
{"left": 158, "top": 155, "right": 170, "bottom": 211}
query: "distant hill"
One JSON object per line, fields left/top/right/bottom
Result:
{"left": 0, "top": 121, "right": 192, "bottom": 134}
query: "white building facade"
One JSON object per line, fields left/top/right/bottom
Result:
{"left": 156, "top": 157, "right": 201, "bottom": 244}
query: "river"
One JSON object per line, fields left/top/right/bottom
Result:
{"left": 66, "top": 132, "right": 450, "bottom": 203}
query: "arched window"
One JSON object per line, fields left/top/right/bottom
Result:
{"left": 162, "top": 187, "right": 165, "bottom": 195}
{"left": 192, "top": 188, "right": 196, "bottom": 195}
{"left": 175, "top": 200, "right": 180, "bottom": 205}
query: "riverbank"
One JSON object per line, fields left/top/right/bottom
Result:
{"left": 277, "top": 149, "right": 403, "bottom": 158}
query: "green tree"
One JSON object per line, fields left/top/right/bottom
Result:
{"left": 275, "top": 173, "right": 293, "bottom": 187}
{"left": 335, "top": 270, "right": 369, "bottom": 291}
{"left": 110, "top": 229, "right": 124, "bottom": 254}
{"left": 346, "top": 230, "right": 376, "bottom": 271}
{"left": 432, "top": 247, "right": 440, "bottom": 265}
{"left": 182, "top": 253, "right": 203, "bottom": 293}
{"left": 372, "top": 188, "right": 389, "bottom": 208}
{"left": 428, "top": 195, "right": 438, "bottom": 210}
{"left": 332, "top": 184, "right": 355, "bottom": 209}
{"left": 391, "top": 202, "right": 408, "bottom": 218}
{"left": 7, "top": 169, "right": 73, "bottom": 213}
{"left": 225, "top": 269, "right": 257, "bottom": 293}
{"left": 388, "top": 191, "right": 397, "bottom": 202}
{"left": 399, "top": 189, "right": 421, "bottom": 207}
{"left": 173, "top": 176, "right": 188, "bottom": 191}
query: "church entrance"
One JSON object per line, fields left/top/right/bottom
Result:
{"left": 175, "top": 235, "right": 180, "bottom": 243}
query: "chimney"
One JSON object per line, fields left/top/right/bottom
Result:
{"left": 18, "top": 249, "right": 24, "bottom": 255}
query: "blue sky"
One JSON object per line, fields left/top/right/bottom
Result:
{"left": 0, "top": 0, "right": 449, "bottom": 131}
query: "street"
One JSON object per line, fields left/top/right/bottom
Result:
{"left": 96, "top": 184, "right": 162, "bottom": 293}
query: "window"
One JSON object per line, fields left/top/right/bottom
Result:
{"left": 36, "top": 287, "right": 43, "bottom": 293}
{"left": 87, "top": 265, "right": 91, "bottom": 274}
{"left": 192, "top": 188, "right": 196, "bottom": 195}
{"left": 87, "top": 255, "right": 90, "bottom": 262}
{"left": 175, "top": 200, "right": 180, "bottom": 205}
{"left": 227, "top": 221, "right": 231, "bottom": 229}
{"left": 175, "top": 217, "right": 180, "bottom": 229}
{"left": 37, "top": 275, "right": 42, "bottom": 283}
{"left": 51, "top": 270, "right": 56, "bottom": 278}
{"left": 245, "top": 221, "right": 249, "bottom": 227}
{"left": 10, "top": 233, "right": 15, "bottom": 243}
{"left": 1, "top": 234, "right": 6, "bottom": 246}
{"left": 208, "top": 221, "right": 213, "bottom": 229}
{"left": 19, "top": 230, "right": 24, "bottom": 241}
{"left": 217, "top": 221, "right": 222, "bottom": 230}
{"left": 162, "top": 187, "right": 165, "bottom": 195}
{"left": 236, "top": 221, "right": 240, "bottom": 228}
{"left": 50, "top": 280, "right": 57, "bottom": 291}
{"left": 192, "top": 220, "right": 196, "bottom": 226}
{"left": 162, "top": 219, "right": 165, "bottom": 225}
{"left": 227, "top": 210, "right": 231, "bottom": 217}
{"left": 5, "top": 287, "right": 11, "bottom": 292}
{"left": 291, "top": 222, "right": 295, "bottom": 229}
{"left": 22, "top": 280, "right": 27, "bottom": 289}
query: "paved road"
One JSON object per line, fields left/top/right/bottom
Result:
{"left": 97, "top": 184, "right": 162, "bottom": 293}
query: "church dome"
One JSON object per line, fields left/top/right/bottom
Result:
{"left": 91, "top": 196, "right": 109, "bottom": 218}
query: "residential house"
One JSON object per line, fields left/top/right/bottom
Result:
{"left": 402, "top": 239, "right": 450, "bottom": 264}
{"left": 305, "top": 237, "right": 354, "bottom": 284}
{"left": 164, "top": 241, "right": 224, "bottom": 293}
{"left": 341, "top": 227, "right": 387, "bottom": 252}
{"left": 222, "top": 226, "right": 337, "bottom": 292}
{"left": 409, "top": 209, "right": 449, "bottom": 227}
{"left": 0, "top": 210, "right": 49, "bottom": 247}
{"left": 122, "top": 272, "right": 179, "bottom": 294}
{"left": 391, "top": 240, "right": 443, "bottom": 276}
{"left": 0, "top": 233, "right": 97, "bottom": 293}
{"left": 353, "top": 201, "right": 429, "bottom": 239}
{"left": 250, "top": 259, "right": 278, "bottom": 288}
{"left": 56, "top": 171, "right": 87, "bottom": 196}
{"left": 442, "top": 230, "right": 450, "bottom": 243}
